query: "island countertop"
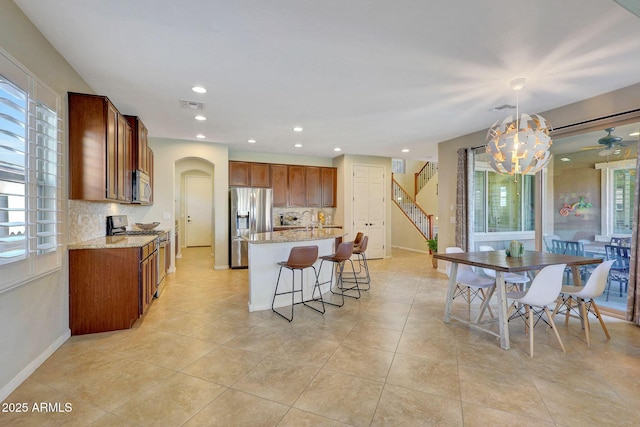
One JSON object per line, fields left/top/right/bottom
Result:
{"left": 247, "top": 227, "right": 346, "bottom": 244}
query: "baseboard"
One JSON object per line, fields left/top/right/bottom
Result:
{"left": 0, "top": 329, "right": 71, "bottom": 402}
{"left": 391, "top": 245, "right": 429, "bottom": 254}
{"left": 214, "top": 264, "right": 229, "bottom": 270}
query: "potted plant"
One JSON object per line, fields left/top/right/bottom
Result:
{"left": 426, "top": 234, "right": 438, "bottom": 268}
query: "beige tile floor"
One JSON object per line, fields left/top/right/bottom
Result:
{"left": 2, "top": 247, "right": 640, "bottom": 426}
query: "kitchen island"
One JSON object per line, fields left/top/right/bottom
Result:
{"left": 246, "top": 228, "right": 347, "bottom": 312}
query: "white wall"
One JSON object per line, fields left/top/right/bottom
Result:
{"left": 145, "top": 138, "right": 229, "bottom": 269}
{"left": 229, "top": 151, "right": 333, "bottom": 167}
{"left": 0, "top": 0, "right": 93, "bottom": 400}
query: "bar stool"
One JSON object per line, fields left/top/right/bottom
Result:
{"left": 353, "top": 232, "right": 364, "bottom": 248}
{"left": 272, "top": 245, "right": 324, "bottom": 322}
{"left": 318, "top": 241, "right": 360, "bottom": 307}
{"left": 343, "top": 235, "right": 370, "bottom": 290}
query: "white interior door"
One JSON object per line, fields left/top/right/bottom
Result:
{"left": 185, "top": 175, "right": 212, "bottom": 247}
{"left": 353, "top": 165, "right": 385, "bottom": 259}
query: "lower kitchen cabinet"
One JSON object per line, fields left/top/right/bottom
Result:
{"left": 69, "top": 241, "right": 157, "bottom": 335}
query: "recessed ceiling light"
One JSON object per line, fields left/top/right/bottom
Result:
{"left": 293, "top": 126, "right": 303, "bottom": 132}
{"left": 402, "top": 148, "right": 410, "bottom": 153}
{"left": 630, "top": 131, "right": 640, "bottom": 136}
{"left": 560, "top": 157, "right": 571, "bottom": 162}
{"left": 194, "top": 115, "right": 206, "bottom": 121}
{"left": 333, "top": 147, "right": 342, "bottom": 152}
{"left": 192, "top": 86, "right": 207, "bottom": 94}
{"left": 196, "top": 134, "right": 205, "bottom": 139}
{"left": 248, "top": 139, "right": 256, "bottom": 144}
{"left": 294, "top": 143, "right": 303, "bottom": 148}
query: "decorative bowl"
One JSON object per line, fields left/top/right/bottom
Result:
{"left": 135, "top": 222, "right": 160, "bottom": 230}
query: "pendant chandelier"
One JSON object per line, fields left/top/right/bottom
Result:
{"left": 486, "top": 78, "right": 553, "bottom": 175}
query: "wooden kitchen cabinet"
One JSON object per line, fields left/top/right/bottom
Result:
{"left": 69, "top": 240, "right": 158, "bottom": 335}
{"left": 147, "top": 147, "right": 154, "bottom": 205}
{"left": 117, "top": 114, "right": 133, "bottom": 202}
{"left": 69, "top": 92, "right": 132, "bottom": 202}
{"left": 288, "top": 165, "right": 306, "bottom": 207}
{"left": 250, "top": 162, "right": 271, "bottom": 187}
{"left": 304, "top": 166, "right": 337, "bottom": 207}
{"left": 125, "top": 115, "right": 150, "bottom": 174}
{"left": 271, "top": 164, "right": 289, "bottom": 206}
{"left": 229, "top": 161, "right": 251, "bottom": 186}
{"left": 321, "top": 167, "right": 337, "bottom": 207}
{"left": 305, "top": 167, "right": 321, "bottom": 207}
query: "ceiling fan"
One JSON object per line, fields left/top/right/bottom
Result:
{"left": 581, "top": 127, "right": 632, "bottom": 156}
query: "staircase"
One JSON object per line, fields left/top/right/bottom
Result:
{"left": 414, "top": 161, "right": 438, "bottom": 197}
{"left": 392, "top": 177, "right": 434, "bottom": 240}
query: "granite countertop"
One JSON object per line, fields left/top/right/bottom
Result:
{"left": 68, "top": 235, "right": 157, "bottom": 250}
{"left": 273, "top": 225, "right": 342, "bottom": 230}
{"left": 247, "top": 228, "right": 346, "bottom": 244}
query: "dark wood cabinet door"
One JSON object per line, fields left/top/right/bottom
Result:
{"left": 229, "top": 161, "right": 251, "bottom": 186}
{"left": 106, "top": 102, "right": 118, "bottom": 200}
{"left": 116, "top": 114, "right": 132, "bottom": 202}
{"left": 305, "top": 167, "right": 321, "bottom": 207}
{"left": 69, "top": 247, "right": 140, "bottom": 335}
{"left": 147, "top": 147, "right": 154, "bottom": 205}
{"left": 250, "top": 162, "right": 271, "bottom": 187}
{"left": 288, "top": 165, "right": 306, "bottom": 207}
{"left": 271, "top": 164, "right": 288, "bottom": 206}
{"left": 69, "top": 93, "right": 108, "bottom": 201}
{"left": 321, "top": 167, "right": 337, "bottom": 207}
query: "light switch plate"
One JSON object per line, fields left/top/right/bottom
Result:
{"left": 162, "top": 212, "right": 171, "bottom": 220}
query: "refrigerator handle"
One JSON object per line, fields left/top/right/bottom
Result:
{"left": 250, "top": 190, "right": 255, "bottom": 234}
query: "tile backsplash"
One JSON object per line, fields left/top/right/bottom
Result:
{"left": 273, "top": 207, "right": 336, "bottom": 226}
{"left": 68, "top": 200, "right": 138, "bottom": 244}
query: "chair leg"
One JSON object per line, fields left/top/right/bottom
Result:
{"left": 320, "top": 260, "right": 344, "bottom": 308}
{"left": 272, "top": 266, "right": 294, "bottom": 322}
{"left": 590, "top": 299, "right": 611, "bottom": 340}
{"left": 579, "top": 298, "right": 591, "bottom": 347}
{"left": 545, "top": 306, "right": 566, "bottom": 355}
{"left": 303, "top": 265, "right": 325, "bottom": 314}
{"left": 527, "top": 305, "right": 534, "bottom": 357}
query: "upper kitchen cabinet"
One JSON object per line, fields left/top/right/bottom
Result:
{"left": 229, "top": 161, "right": 250, "bottom": 186}
{"left": 125, "top": 115, "right": 150, "bottom": 174}
{"left": 321, "top": 167, "right": 337, "bottom": 207}
{"left": 306, "top": 167, "right": 337, "bottom": 207}
{"left": 250, "top": 163, "right": 270, "bottom": 187}
{"left": 69, "top": 92, "right": 132, "bottom": 202}
{"left": 305, "top": 167, "right": 321, "bottom": 207}
{"left": 229, "top": 161, "right": 271, "bottom": 187}
{"left": 271, "top": 164, "right": 288, "bottom": 206}
{"left": 288, "top": 165, "right": 306, "bottom": 207}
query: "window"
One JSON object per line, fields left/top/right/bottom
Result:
{"left": 0, "top": 48, "right": 62, "bottom": 293}
{"left": 392, "top": 158, "right": 406, "bottom": 174}
{"left": 596, "top": 158, "right": 635, "bottom": 238}
{"left": 474, "top": 150, "right": 535, "bottom": 234}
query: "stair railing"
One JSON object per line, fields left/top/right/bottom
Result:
{"left": 392, "top": 177, "right": 434, "bottom": 240}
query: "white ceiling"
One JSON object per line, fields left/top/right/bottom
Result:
{"left": 13, "top": 0, "right": 640, "bottom": 161}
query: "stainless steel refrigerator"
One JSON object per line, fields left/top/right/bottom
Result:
{"left": 229, "top": 187, "right": 273, "bottom": 268}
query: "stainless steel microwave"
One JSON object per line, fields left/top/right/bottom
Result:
{"left": 132, "top": 170, "right": 151, "bottom": 204}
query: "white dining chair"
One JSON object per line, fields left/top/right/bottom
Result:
{"left": 551, "top": 260, "right": 615, "bottom": 347}
{"left": 506, "top": 263, "right": 567, "bottom": 357}
{"left": 478, "top": 245, "right": 530, "bottom": 291}
{"left": 445, "top": 247, "right": 496, "bottom": 322}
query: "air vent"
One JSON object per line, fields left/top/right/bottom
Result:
{"left": 180, "top": 99, "right": 205, "bottom": 110}
{"left": 488, "top": 104, "right": 516, "bottom": 113}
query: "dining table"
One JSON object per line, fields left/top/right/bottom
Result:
{"left": 433, "top": 249, "right": 602, "bottom": 350}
